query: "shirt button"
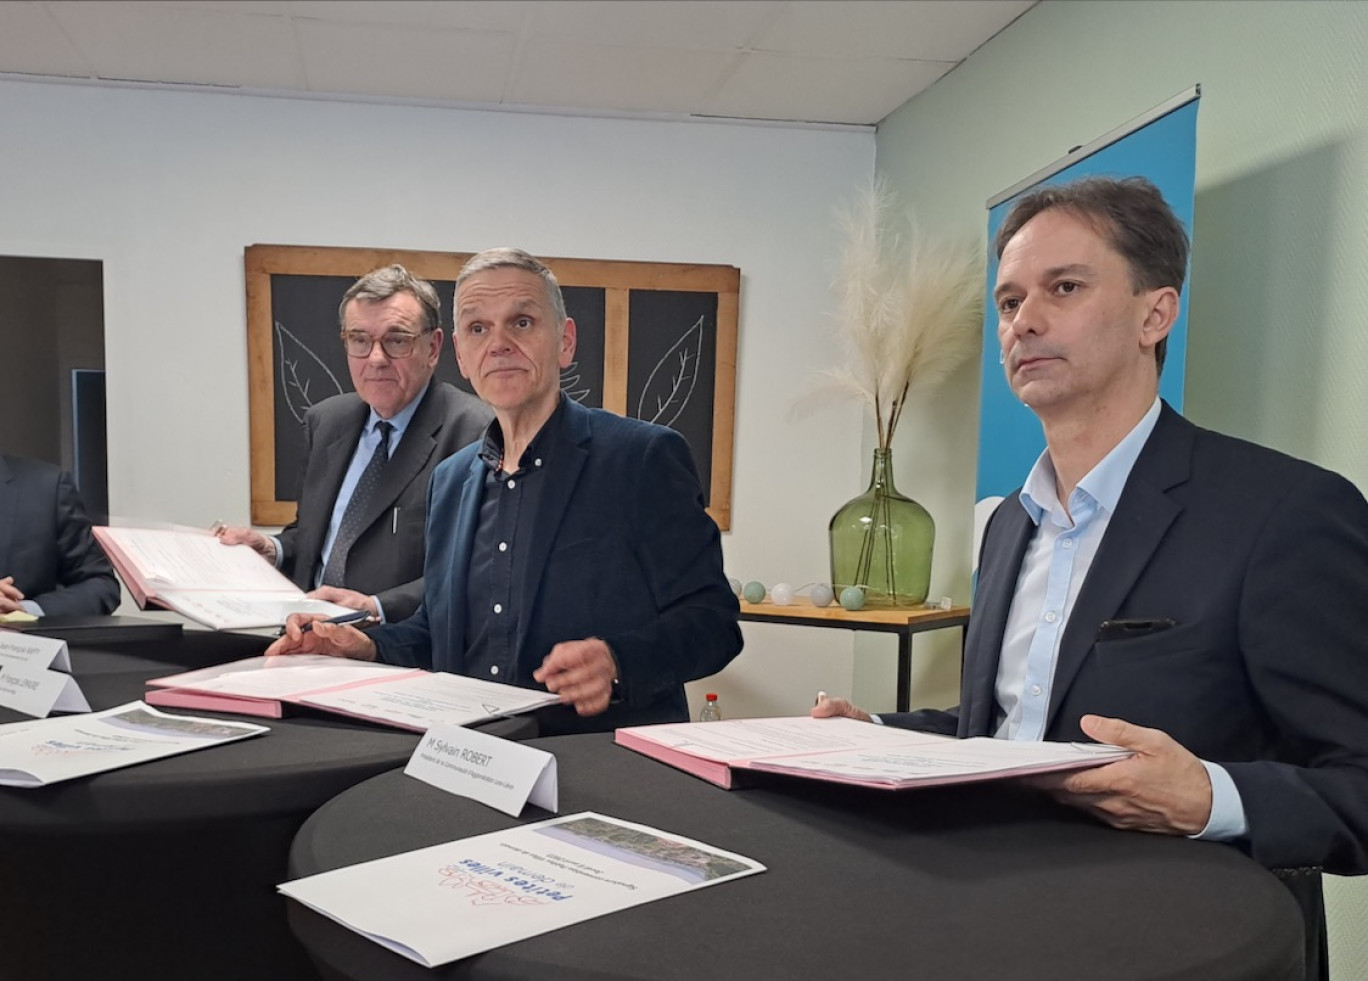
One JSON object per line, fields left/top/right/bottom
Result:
{"left": 490, "top": 666, "right": 500, "bottom": 676}
{"left": 1062, "top": 538, "right": 1074, "bottom": 550}
{"left": 1030, "top": 684, "right": 1043, "bottom": 697}
{"left": 534, "top": 458, "right": 543, "bottom": 467}
{"left": 1044, "top": 611, "right": 1057, "bottom": 623}
{"left": 498, "top": 542, "right": 508, "bottom": 552}
{"left": 493, "top": 603, "right": 503, "bottom": 614}
{"left": 507, "top": 479, "right": 516, "bottom": 489}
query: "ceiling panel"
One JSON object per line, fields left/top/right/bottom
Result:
{"left": 297, "top": 19, "right": 517, "bottom": 103}
{"left": 755, "top": 0, "right": 1035, "bottom": 60}
{"left": 47, "top": 2, "right": 303, "bottom": 88}
{"left": 528, "top": 0, "right": 785, "bottom": 50}
{"left": 509, "top": 37, "right": 740, "bottom": 115}
{"left": 0, "top": 3, "right": 89, "bottom": 76}
{"left": 711, "top": 51, "right": 954, "bottom": 126}
{"left": 287, "top": 0, "right": 534, "bottom": 31}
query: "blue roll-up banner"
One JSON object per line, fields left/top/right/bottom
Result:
{"left": 973, "top": 87, "right": 1201, "bottom": 560}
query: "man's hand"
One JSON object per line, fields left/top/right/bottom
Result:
{"left": 213, "top": 525, "right": 277, "bottom": 563}
{"left": 307, "top": 586, "right": 378, "bottom": 617}
{"left": 810, "top": 693, "right": 874, "bottom": 723}
{"left": 0, "top": 576, "right": 24, "bottom": 614}
{"left": 533, "top": 638, "right": 618, "bottom": 717}
{"left": 1027, "top": 715, "right": 1213, "bottom": 836}
{"left": 264, "top": 613, "right": 378, "bottom": 661}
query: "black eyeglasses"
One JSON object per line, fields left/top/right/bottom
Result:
{"left": 340, "top": 326, "right": 435, "bottom": 359}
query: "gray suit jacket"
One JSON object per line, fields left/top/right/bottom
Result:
{"left": 277, "top": 381, "right": 491, "bottom": 622}
{"left": 0, "top": 453, "right": 119, "bottom": 617}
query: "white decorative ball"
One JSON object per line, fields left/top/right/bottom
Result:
{"left": 770, "top": 582, "right": 795, "bottom": 606}
{"left": 727, "top": 577, "right": 742, "bottom": 597}
{"left": 809, "top": 583, "right": 835, "bottom": 608}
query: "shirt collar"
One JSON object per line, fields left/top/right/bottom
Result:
{"left": 478, "top": 393, "right": 566, "bottom": 474}
{"left": 366, "top": 381, "right": 429, "bottom": 441}
{"left": 1018, "top": 396, "right": 1162, "bottom": 526}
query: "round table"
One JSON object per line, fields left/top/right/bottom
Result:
{"left": 286, "top": 732, "right": 1304, "bottom": 981}
{"left": 0, "top": 632, "right": 530, "bottom": 981}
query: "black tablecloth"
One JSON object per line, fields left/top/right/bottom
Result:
{"left": 0, "top": 632, "right": 531, "bottom": 981}
{"left": 286, "top": 733, "right": 1304, "bottom": 981}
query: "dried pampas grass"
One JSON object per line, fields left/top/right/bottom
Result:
{"left": 800, "top": 177, "right": 983, "bottom": 450}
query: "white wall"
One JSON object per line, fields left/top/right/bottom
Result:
{"left": 872, "top": 1, "right": 1368, "bottom": 975}
{"left": 0, "top": 78, "right": 876, "bottom": 721}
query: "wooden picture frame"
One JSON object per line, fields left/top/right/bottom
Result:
{"left": 244, "top": 244, "right": 739, "bottom": 530}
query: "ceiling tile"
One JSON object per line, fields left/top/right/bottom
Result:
{"left": 46, "top": 2, "right": 303, "bottom": 88}
{"left": 0, "top": 3, "right": 91, "bottom": 77}
{"left": 528, "top": 0, "right": 785, "bottom": 49}
{"left": 508, "top": 37, "right": 738, "bottom": 115}
{"left": 287, "top": 0, "right": 534, "bottom": 31}
{"left": 709, "top": 51, "right": 953, "bottom": 126}
{"left": 296, "top": 20, "right": 517, "bottom": 103}
{"left": 755, "top": 0, "right": 1034, "bottom": 61}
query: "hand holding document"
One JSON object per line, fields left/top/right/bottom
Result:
{"left": 94, "top": 525, "right": 353, "bottom": 630}
{"left": 279, "top": 812, "right": 764, "bottom": 968}
{"left": 615, "top": 716, "right": 1133, "bottom": 790}
{"left": 0, "top": 701, "right": 267, "bottom": 787}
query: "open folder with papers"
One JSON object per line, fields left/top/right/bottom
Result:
{"left": 94, "top": 525, "right": 353, "bottom": 630}
{"left": 614, "top": 716, "right": 1132, "bottom": 790}
{"left": 146, "top": 655, "right": 561, "bottom": 731}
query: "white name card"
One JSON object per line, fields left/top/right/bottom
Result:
{"left": 0, "top": 662, "right": 90, "bottom": 718}
{"left": 404, "top": 724, "right": 558, "bottom": 818}
{"left": 0, "top": 633, "right": 71, "bottom": 673}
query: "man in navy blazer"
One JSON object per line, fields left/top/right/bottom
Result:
{"left": 815, "top": 177, "right": 1368, "bottom": 979}
{"left": 270, "top": 248, "right": 741, "bottom": 734}
{"left": 0, "top": 453, "right": 119, "bottom": 617}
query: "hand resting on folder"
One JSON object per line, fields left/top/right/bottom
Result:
{"left": 266, "top": 612, "right": 379, "bottom": 662}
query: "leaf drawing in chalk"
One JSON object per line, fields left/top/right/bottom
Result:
{"left": 275, "top": 322, "right": 345, "bottom": 423}
{"left": 638, "top": 315, "right": 703, "bottom": 427}
{"left": 559, "top": 361, "right": 591, "bottom": 403}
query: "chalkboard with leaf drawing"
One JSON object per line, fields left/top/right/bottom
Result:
{"left": 244, "top": 244, "right": 739, "bottom": 530}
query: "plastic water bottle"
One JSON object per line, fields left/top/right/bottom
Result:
{"left": 698, "top": 692, "right": 722, "bottom": 722}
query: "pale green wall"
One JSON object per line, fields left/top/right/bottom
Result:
{"left": 871, "top": 1, "right": 1368, "bottom": 975}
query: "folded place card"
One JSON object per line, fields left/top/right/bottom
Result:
{"left": 0, "top": 661, "right": 90, "bottom": 717}
{"left": 0, "top": 632, "right": 72, "bottom": 673}
{"left": 404, "top": 723, "right": 558, "bottom": 818}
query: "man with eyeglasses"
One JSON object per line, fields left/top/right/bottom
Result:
{"left": 217, "top": 264, "right": 491, "bottom": 623}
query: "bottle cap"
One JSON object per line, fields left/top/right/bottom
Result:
{"left": 705, "top": 692, "right": 718, "bottom": 701}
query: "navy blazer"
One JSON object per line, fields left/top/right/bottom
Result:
{"left": 888, "top": 404, "right": 1368, "bottom": 877}
{"left": 277, "top": 381, "right": 491, "bottom": 622}
{"left": 370, "top": 398, "right": 742, "bottom": 734}
{"left": 0, "top": 453, "right": 119, "bottom": 617}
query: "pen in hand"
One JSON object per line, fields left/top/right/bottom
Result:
{"left": 814, "top": 690, "right": 827, "bottom": 707}
{"left": 294, "top": 610, "right": 379, "bottom": 635}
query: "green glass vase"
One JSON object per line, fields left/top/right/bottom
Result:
{"left": 828, "top": 448, "right": 934, "bottom": 607}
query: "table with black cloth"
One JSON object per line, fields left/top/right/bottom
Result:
{"left": 287, "top": 732, "right": 1304, "bottom": 981}
{"left": 0, "top": 628, "right": 531, "bottom": 981}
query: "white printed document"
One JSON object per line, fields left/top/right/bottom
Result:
{"left": 93, "top": 526, "right": 352, "bottom": 630}
{"left": 615, "top": 716, "right": 1132, "bottom": 790}
{"left": 147, "top": 655, "right": 560, "bottom": 731}
{"left": 279, "top": 811, "right": 764, "bottom": 967}
{"left": 0, "top": 701, "right": 267, "bottom": 787}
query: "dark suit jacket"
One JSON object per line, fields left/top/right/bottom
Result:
{"left": 370, "top": 398, "right": 743, "bottom": 735}
{"left": 277, "top": 381, "right": 491, "bottom": 622}
{"left": 889, "top": 404, "right": 1368, "bottom": 879}
{"left": 0, "top": 454, "right": 119, "bottom": 617}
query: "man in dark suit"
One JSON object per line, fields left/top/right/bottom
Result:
{"left": 269, "top": 248, "right": 741, "bottom": 734}
{"left": 815, "top": 177, "right": 1368, "bottom": 979}
{"left": 217, "top": 265, "right": 490, "bottom": 622}
{"left": 0, "top": 453, "right": 119, "bottom": 617}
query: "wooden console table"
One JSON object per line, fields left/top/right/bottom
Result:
{"left": 737, "top": 601, "right": 970, "bottom": 713}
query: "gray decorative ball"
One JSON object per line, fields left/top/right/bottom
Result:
{"left": 839, "top": 586, "right": 866, "bottom": 611}
{"left": 728, "top": 577, "right": 742, "bottom": 597}
{"left": 810, "top": 583, "right": 835, "bottom": 608}
{"left": 770, "top": 582, "right": 795, "bottom": 606}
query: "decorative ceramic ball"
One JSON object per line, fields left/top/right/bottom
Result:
{"left": 742, "top": 580, "right": 767, "bottom": 604}
{"left": 727, "top": 577, "right": 742, "bottom": 597}
{"left": 770, "top": 582, "right": 795, "bottom": 606}
{"left": 809, "top": 583, "right": 835, "bottom": 608}
{"left": 839, "top": 586, "right": 866, "bottom": 611}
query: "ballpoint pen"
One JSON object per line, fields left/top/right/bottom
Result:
{"left": 297, "top": 609, "right": 379, "bottom": 634}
